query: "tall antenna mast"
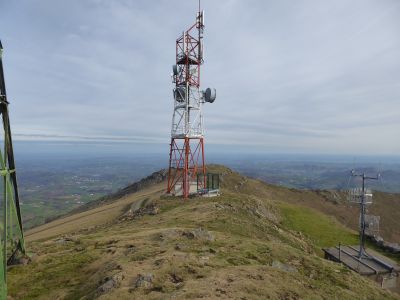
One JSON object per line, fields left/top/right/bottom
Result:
{"left": 349, "top": 170, "right": 379, "bottom": 259}
{"left": 167, "top": 3, "right": 216, "bottom": 198}
{"left": 0, "top": 40, "right": 26, "bottom": 298}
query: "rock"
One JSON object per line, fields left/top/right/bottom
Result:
{"left": 159, "top": 228, "right": 214, "bottom": 243}
{"left": 105, "top": 248, "right": 116, "bottom": 254}
{"left": 246, "top": 274, "right": 264, "bottom": 280}
{"left": 115, "top": 264, "right": 123, "bottom": 270}
{"left": 124, "top": 244, "right": 136, "bottom": 255}
{"left": 134, "top": 273, "right": 154, "bottom": 289}
{"left": 98, "top": 272, "right": 124, "bottom": 293}
{"left": 106, "top": 239, "right": 118, "bottom": 245}
{"left": 7, "top": 247, "right": 31, "bottom": 266}
{"left": 383, "top": 241, "right": 400, "bottom": 254}
{"left": 198, "top": 256, "right": 210, "bottom": 266}
{"left": 120, "top": 198, "right": 159, "bottom": 221}
{"left": 169, "top": 273, "right": 184, "bottom": 284}
{"left": 390, "top": 244, "right": 400, "bottom": 254}
{"left": 55, "top": 236, "right": 74, "bottom": 244}
{"left": 215, "top": 203, "right": 237, "bottom": 212}
{"left": 75, "top": 245, "right": 85, "bottom": 252}
{"left": 368, "top": 235, "right": 400, "bottom": 253}
{"left": 159, "top": 228, "right": 181, "bottom": 241}
{"left": 183, "top": 228, "right": 215, "bottom": 241}
{"left": 271, "top": 260, "right": 297, "bottom": 273}
{"left": 154, "top": 259, "right": 164, "bottom": 267}
{"left": 185, "top": 265, "right": 197, "bottom": 274}
{"left": 8, "top": 255, "right": 31, "bottom": 266}
{"left": 245, "top": 198, "right": 279, "bottom": 223}
{"left": 216, "top": 288, "right": 227, "bottom": 294}
{"left": 175, "top": 243, "right": 187, "bottom": 251}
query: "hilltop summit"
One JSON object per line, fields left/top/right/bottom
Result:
{"left": 9, "top": 165, "right": 400, "bottom": 299}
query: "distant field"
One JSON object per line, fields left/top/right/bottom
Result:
{"left": 225, "top": 159, "right": 400, "bottom": 193}
{"left": 12, "top": 149, "right": 400, "bottom": 230}
{"left": 16, "top": 154, "right": 165, "bottom": 229}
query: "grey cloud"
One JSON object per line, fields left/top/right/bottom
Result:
{"left": 1, "top": 0, "right": 399, "bottom": 155}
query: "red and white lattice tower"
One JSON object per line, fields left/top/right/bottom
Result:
{"left": 167, "top": 7, "right": 216, "bottom": 198}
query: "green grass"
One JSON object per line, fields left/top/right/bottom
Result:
{"left": 278, "top": 201, "right": 400, "bottom": 267}
{"left": 10, "top": 166, "right": 399, "bottom": 299}
{"left": 278, "top": 202, "right": 359, "bottom": 252}
{"left": 8, "top": 244, "right": 97, "bottom": 300}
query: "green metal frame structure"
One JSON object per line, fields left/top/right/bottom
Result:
{"left": 0, "top": 40, "right": 26, "bottom": 299}
{"left": 197, "top": 173, "right": 220, "bottom": 193}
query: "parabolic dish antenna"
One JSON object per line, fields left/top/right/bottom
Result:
{"left": 205, "top": 87, "right": 216, "bottom": 103}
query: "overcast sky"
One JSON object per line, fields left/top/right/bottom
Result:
{"left": 1, "top": 0, "right": 399, "bottom": 155}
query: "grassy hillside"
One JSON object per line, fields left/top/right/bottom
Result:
{"left": 278, "top": 203, "right": 358, "bottom": 251}
{"left": 271, "top": 188, "right": 400, "bottom": 243}
{"left": 8, "top": 165, "right": 400, "bottom": 299}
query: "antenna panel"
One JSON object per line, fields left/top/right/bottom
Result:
{"left": 347, "top": 188, "right": 373, "bottom": 204}
{"left": 173, "top": 87, "right": 186, "bottom": 102}
{"left": 364, "top": 214, "right": 380, "bottom": 236}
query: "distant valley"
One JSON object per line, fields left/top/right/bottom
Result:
{"left": 14, "top": 146, "right": 400, "bottom": 230}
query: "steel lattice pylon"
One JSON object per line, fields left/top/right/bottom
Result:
{"left": 167, "top": 8, "right": 210, "bottom": 199}
{"left": 0, "top": 40, "right": 26, "bottom": 299}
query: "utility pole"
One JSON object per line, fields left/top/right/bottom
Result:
{"left": 350, "top": 170, "right": 379, "bottom": 259}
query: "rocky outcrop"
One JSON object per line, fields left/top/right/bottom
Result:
{"left": 134, "top": 273, "right": 154, "bottom": 288}
{"left": 368, "top": 235, "right": 400, "bottom": 254}
{"left": 97, "top": 272, "right": 125, "bottom": 294}
{"left": 106, "top": 169, "right": 167, "bottom": 201}
{"left": 119, "top": 198, "right": 159, "bottom": 221}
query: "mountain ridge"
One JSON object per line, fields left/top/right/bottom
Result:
{"left": 11, "top": 165, "right": 400, "bottom": 299}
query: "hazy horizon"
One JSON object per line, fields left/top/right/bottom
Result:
{"left": 12, "top": 140, "right": 400, "bottom": 165}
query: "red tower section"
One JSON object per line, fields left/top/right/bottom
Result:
{"left": 167, "top": 136, "right": 206, "bottom": 198}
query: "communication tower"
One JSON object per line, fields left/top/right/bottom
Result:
{"left": 167, "top": 4, "right": 216, "bottom": 198}
{"left": 348, "top": 170, "right": 379, "bottom": 258}
{"left": 0, "top": 40, "right": 26, "bottom": 298}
